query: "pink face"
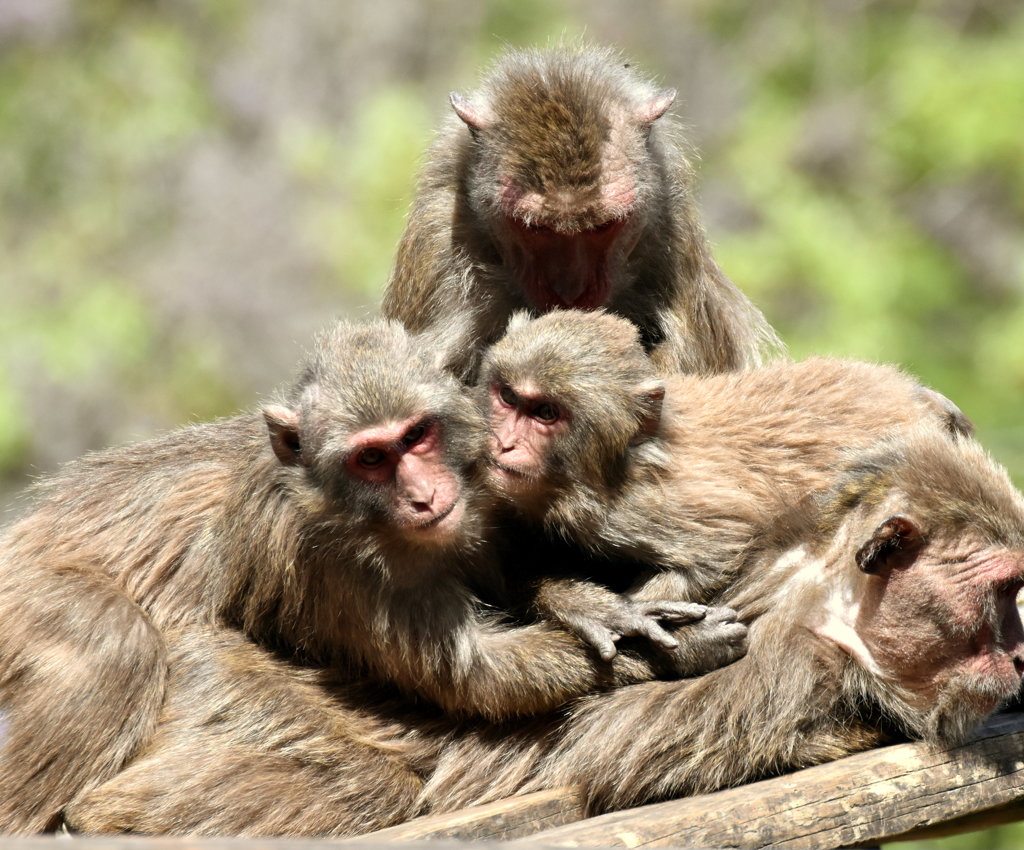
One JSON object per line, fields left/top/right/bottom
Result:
{"left": 493, "top": 176, "right": 641, "bottom": 312}
{"left": 346, "top": 417, "right": 465, "bottom": 541}
{"left": 860, "top": 539, "right": 1024, "bottom": 716}
{"left": 487, "top": 381, "right": 570, "bottom": 501}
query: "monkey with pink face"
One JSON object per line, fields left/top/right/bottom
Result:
{"left": 419, "top": 422, "right": 1024, "bottom": 816}
{"left": 476, "top": 309, "right": 975, "bottom": 658}
{"left": 383, "top": 44, "right": 782, "bottom": 381}
{"left": 0, "top": 318, "right": 737, "bottom": 836}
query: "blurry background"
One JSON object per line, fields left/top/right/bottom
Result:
{"left": 0, "top": 1, "right": 1021, "bottom": 847}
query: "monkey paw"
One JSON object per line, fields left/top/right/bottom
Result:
{"left": 661, "top": 605, "right": 748, "bottom": 677}
{"left": 569, "top": 598, "right": 708, "bottom": 662}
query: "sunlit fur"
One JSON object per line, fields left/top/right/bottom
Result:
{"left": 0, "top": 319, "right": 681, "bottom": 836}
{"left": 480, "top": 310, "right": 974, "bottom": 605}
{"left": 413, "top": 428, "right": 1024, "bottom": 816}
{"left": 382, "top": 43, "right": 783, "bottom": 381}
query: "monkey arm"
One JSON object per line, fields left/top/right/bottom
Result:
{"left": 541, "top": 625, "right": 880, "bottom": 813}
{"left": 531, "top": 576, "right": 747, "bottom": 677}
{"left": 532, "top": 577, "right": 705, "bottom": 659}
{"left": 403, "top": 615, "right": 669, "bottom": 722}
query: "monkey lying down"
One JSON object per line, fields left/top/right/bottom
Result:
{"left": 427, "top": 422, "right": 1024, "bottom": 815}
{"left": 0, "top": 318, "right": 735, "bottom": 836}
{"left": 1, "top": 315, "right": 1022, "bottom": 835}
{"left": 64, "top": 418, "right": 1024, "bottom": 828}
{"left": 479, "top": 308, "right": 976, "bottom": 654}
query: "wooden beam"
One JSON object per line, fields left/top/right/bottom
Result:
{"left": 346, "top": 787, "right": 582, "bottom": 842}
{"left": 520, "top": 712, "right": 1024, "bottom": 849}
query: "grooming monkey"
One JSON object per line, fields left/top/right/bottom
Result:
{"left": 382, "top": 44, "right": 782, "bottom": 380}
{"left": 479, "top": 309, "right": 972, "bottom": 655}
{"left": 0, "top": 319, "right": 735, "bottom": 835}
{"left": 412, "top": 426, "right": 1024, "bottom": 816}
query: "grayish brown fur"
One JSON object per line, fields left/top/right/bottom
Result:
{"left": 480, "top": 309, "right": 974, "bottom": 611}
{"left": 0, "top": 318, "right": 699, "bottom": 835}
{"left": 416, "top": 427, "right": 1024, "bottom": 815}
{"left": 382, "top": 44, "right": 782, "bottom": 380}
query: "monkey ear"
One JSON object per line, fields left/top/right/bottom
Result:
{"left": 450, "top": 93, "right": 495, "bottom": 131}
{"left": 504, "top": 311, "right": 533, "bottom": 335}
{"left": 630, "top": 380, "right": 666, "bottom": 445}
{"left": 263, "top": 405, "right": 303, "bottom": 467}
{"left": 855, "top": 515, "right": 922, "bottom": 575}
{"left": 637, "top": 89, "right": 676, "bottom": 126}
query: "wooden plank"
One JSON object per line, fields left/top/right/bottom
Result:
{"left": 885, "top": 800, "right": 1024, "bottom": 843}
{"left": 346, "top": 787, "right": 582, "bottom": 842}
{"left": 4, "top": 718, "right": 1024, "bottom": 849}
{"left": 518, "top": 712, "right": 1024, "bottom": 849}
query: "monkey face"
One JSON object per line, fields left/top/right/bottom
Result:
{"left": 855, "top": 521, "right": 1024, "bottom": 734}
{"left": 340, "top": 415, "right": 468, "bottom": 544}
{"left": 485, "top": 379, "right": 569, "bottom": 511}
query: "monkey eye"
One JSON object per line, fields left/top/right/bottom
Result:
{"left": 357, "top": 447, "right": 387, "bottom": 468}
{"left": 532, "top": 402, "right": 559, "bottom": 423}
{"left": 402, "top": 423, "right": 427, "bottom": 447}
{"left": 498, "top": 385, "right": 519, "bottom": 407}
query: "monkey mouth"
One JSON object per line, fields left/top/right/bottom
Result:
{"left": 407, "top": 498, "right": 463, "bottom": 535}
{"left": 491, "top": 460, "right": 540, "bottom": 482}
{"left": 506, "top": 217, "right": 627, "bottom": 311}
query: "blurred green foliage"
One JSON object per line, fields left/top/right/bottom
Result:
{"left": 1, "top": 2, "right": 1020, "bottom": 487}
{"left": 709, "top": 5, "right": 1024, "bottom": 479}
{"left": 0, "top": 2, "right": 1021, "bottom": 847}
{"left": 0, "top": 4, "right": 1019, "bottom": 843}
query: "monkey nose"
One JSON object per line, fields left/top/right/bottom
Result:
{"left": 405, "top": 484, "right": 436, "bottom": 510}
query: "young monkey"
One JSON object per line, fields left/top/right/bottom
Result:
{"left": 0, "top": 318, "right": 735, "bottom": 835}
{"left": 478, "top": 309, "right": 974, "bottom": 657}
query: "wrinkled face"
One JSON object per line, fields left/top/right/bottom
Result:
{"left": 859, "top": 531, "right": 1024, "bottom": 733}
{"left": 342, "top": 415, "right": 467, "bottom": 544}
{"left": 452, "top": 84, "right": 672, "bottom": 313}
{"left": 485, "top": 378, "right": 570, "bottom": 511}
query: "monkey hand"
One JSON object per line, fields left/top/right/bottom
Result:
{"left": 657, "top": 605, "right": 748, "bottom": 677}
{"left": 530, "top": 577, "right": 708, "bottom": 662}
{"left": 566, "top": 598, "right": 709, "bottom": 662}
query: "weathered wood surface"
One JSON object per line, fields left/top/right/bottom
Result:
{"left": 518, "top": 712, "right": 1024, "bottom": 849}
{"left": 344, "top": 788, "right": 582, "bottom": 842}
{"left": 0, "top": 714, "right": 1022, "bottom": 848}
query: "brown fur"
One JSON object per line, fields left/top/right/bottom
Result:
{"left": 479, "top": 310, "right": 974, "bottom": 615}
{"left": 64, "top": 628, "right": 437, "bottom": 836}
{"left": 416, "top": 427, "right": 1024, "bottom": 815}
{"left": 0, "top": 318, "right": 691, "bottom": 835}
{"left": 0, "top": 560, "right": 165, "bottom": 832}
{"left": 382, "top": 44, "right": 782, "bottom": 380}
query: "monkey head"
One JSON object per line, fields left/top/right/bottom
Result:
{"left": 450, "top": 46, "right": 675, "bottom": 312}
{"left": 262, "top": 320, "right": 492, "bottom": 548}
{"left": 479, "top": 310, "right": 663, "bottom": 513}
{"left": 803, "top": 427, "right": 1024, "bottom": 744}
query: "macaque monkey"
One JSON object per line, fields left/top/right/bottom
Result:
{"left": 382, "top": 44, "right": 782, "bottom": 380}
{"left": 64, "top": 627, "right": 441, "bottom": 836}
{"left": 0, "top": 319, "right": 723, "bottom": 835}
{"left": 478, "top": 309, "right": 972, "bottom": 656}
{"left": 416, "top": 426, "right": 1024, "bottom": 815}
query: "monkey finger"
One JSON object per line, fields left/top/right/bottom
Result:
{"left": 628, "top": 618, "right": 681, "bottom": 651}
{"left": 574, "top": 622, "right": 621, "bottom": 661}
{"left": 702, "top": 605, "right": 740, "bottom": 625}
{"left": 634, "top": 600, "right": 707, "bottom": 625}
